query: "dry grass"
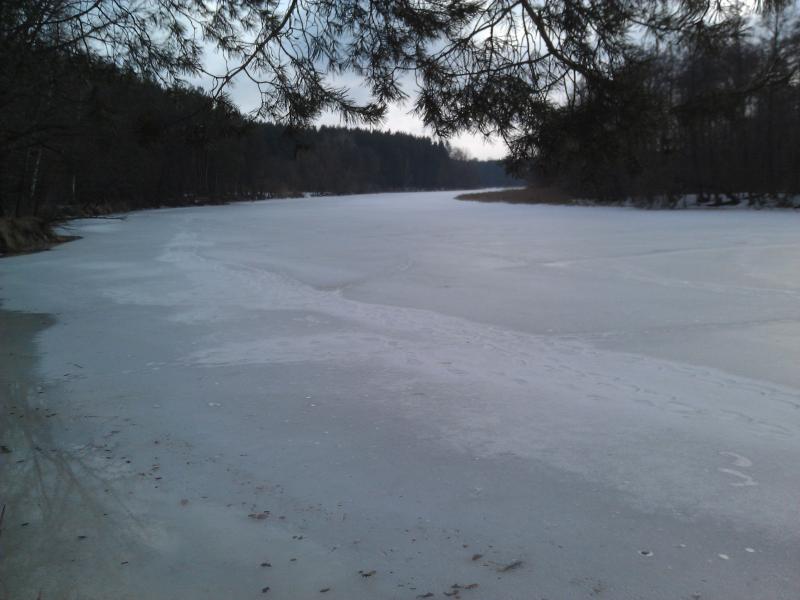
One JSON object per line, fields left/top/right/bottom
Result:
{"left": 0, "top": 217, "right": 76, "bottom": 256}
{"left": 456, "top": 187, "right": 573, "bottom": 205}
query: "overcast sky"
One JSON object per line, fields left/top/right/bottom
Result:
{"left": 218, "top": 72, "right": 507, "bottom": 161}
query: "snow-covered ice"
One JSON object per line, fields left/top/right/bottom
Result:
{"left": 1, "top": 191, "right": 799, "bottom": 599}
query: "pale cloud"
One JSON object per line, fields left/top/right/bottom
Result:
{"left": 317, "top": 100, "right": 507, "bottom": 161}
{"left": 201, "top": 67, "right": 507, "bottom": 161}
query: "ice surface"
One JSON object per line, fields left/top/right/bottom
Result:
{"left": 1, "top": 192, "right": 799, "bottom": 599}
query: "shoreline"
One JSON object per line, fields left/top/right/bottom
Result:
{"left": 456, "top": 187, "right": 800, "bottom": 209}
{"left": 6, "top": 185, "right": 799, "bottom": 257}
{"left": 0, "top": 218, "right": 80, "bottom": 256}
{"left": 0, "top": 186, "right": 500, "bottom": 257}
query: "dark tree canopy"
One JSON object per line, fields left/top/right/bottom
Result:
{"left": 0, "top": 59, "right": 515, "bottom": 218}
{"left": 5, "top": 1, "right": 791, "bottom": 130}
{"left": 1, "top": 0, "right": 799, "bottom": 217}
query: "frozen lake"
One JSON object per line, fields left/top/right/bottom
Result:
{"left": 1, "top": 191, "right": 799, "bottom": 599}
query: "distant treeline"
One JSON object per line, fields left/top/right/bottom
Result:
{"left": 6, "top": 0, "right": 797, "bottom": 218}
{"left": 524, "top": 11, "right": 800, "bottom": 205}
{"left": 0, "top": 58, "right": 515, "bottom": 219}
